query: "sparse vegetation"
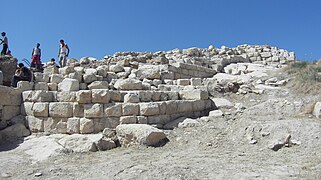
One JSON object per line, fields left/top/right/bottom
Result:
{"left": 284, "top": 60, "right": 321, "bottom": 94}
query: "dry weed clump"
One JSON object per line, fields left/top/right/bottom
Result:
{"left": 284, "top": 61, "right": 321, "bottom": 94}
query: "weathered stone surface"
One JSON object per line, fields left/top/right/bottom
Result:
{"left": 110, "top": 65, "right": 125, "bottom": 73}
{"left": 26, "top": 116, "right": 44, "bottom": 132}
{"left": 73, "top": 102, "right": 84, "bottom": 117}
{"left": 34, "top": 72, "right": 50, "bottom": 82}
{"left": 58, "top": 134, "right": 98, "bottom": 152}
{"left": 56, "top": 91, "right": 76, "bottom": 102}
{"left": 116, "top": 124, "right": 168, "bottom": 147}
{"left": 209, "top": 109, "right": 224, "bottom": 117}
{"left": 92, "top": 89, "right": 110, "bottom": 103}
{"left": 51, "top": 74, "right": 64, "bottom": 83}
{"left": 124, "top": 93, "right": 139, "bottom": 103}
{"left": 179, "top": 89, "right": 208, "bottom": 100}
{"left": 177, "top": 79, "right": 190, "bottom": 86}
{"left": 122, "top": 103, "right": 139, "bottom": 116}
{"left": 59, "top": 66, "right": 75, "bottom": 76}
{"left": 76, "top": 90, "right": 92, "bottom": 104}
{"left": 88, "top": 81, "right": 109, "bottom": 90}
{"left": 1, "top": 105, "right": 20, "bottom": 121}
{"left": 32, "top": 102, "right": 49, "bottom": 117}
{"left": 211, "top": 98, "right": 233, "bottom": 108}
{"left": 0, "top": 86, "right": 21, "bottom": 105}
{"left": 109, "top": 91, "right": 122, "bottom": 102}
{"left": 135, "top": 65, "right": 161, "bottom": 80}
{"left": 140, "top": 102, "right": 160, "bottom": 116}
{"left": 313, "top": 102, "right": 321, "bottom": 118}
{"left": 49, "top": 102, "right": 73, "bottom": 118}
{"left": 177, "top": 100, "right": 193, "bottom": 113}
{"left": 67, "top": 117, "right": 80, "bottom": 134}
{"left": 104, "top": 103, "right": 122, "bottom": 117}
{"left": 48, "top": 83, "right": 58, "bottom": 91}
{"left": 120, "top": 116, "right": 137, "bottom": 124}
{"left": 22, "top": 90, "right": 54, "bottom": 102}
{"left": 114, "top": 78, "right": 143, "bottom": 90}
{"left": 178, "top": 118, "right": 200, "bottom": 128}
{"left": 34, "top": 82, "right": 48, "bottom": 91}
{"left": 83, "top": 74, "right": 97, "bottom": 84}
{"left": 58, "top": 78, "right": 79, "bottom": 92}
{"left": 0, "top": 123, "right": 30, "bottom": 142}
{"left": 17, "top": 81, "right": 34, "bottom": 91}
{"left": 165, "top": 101, "right": 178, "bottom": 115}
{"left": 80, "top": 118, "right": 94, "bottom": 134}
{"left": 84, "top": 104, "right": 104, "bottom": 118}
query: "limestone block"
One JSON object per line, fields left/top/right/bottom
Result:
{"left": 76, "top": 90, "right": 92, "bottom": 104}
{"left": 209, "top": 110, "right": 224, "bottom": 117}
{"left": 67, "top": 117, "right": 80, "bottom": 134}
{"left": 192, "top": 100, "right": 206, "bottom": 111}
{"left": 142, "top": 83, "right": 151, "bottom": 90}
{"left": 92, "top": 118, "right": 106, "bottom": 133}
{"left": 135, "top": 65, "right": 161, "bottom": 80}
{"left": 74, "top": 66, "right": 84, "bottom": 74}
{"left": 109, "top": 65, "right": 124, "bottom": 73}
{"left": 211, "top": 98, "right": 233, "bottom": 108}
{"left": 104, "top": 103, "right": 122, "bottom": 117}
{"left": 84, "top": 104, "right": 104, "bottom": 118}
{"left": 43, "top": 117, "right": 60, "bottom": 132}
{"left": 139, "top": 91, "right": 153, "bottom": 102}
{"left": 167, "top": 92, "right": 179, "bottom": 100}
{"left": 43, "top": 66, "right": 59, "bottom": 75}
{"left": 104, "top": 117, "right": 120, "bottom": 128}
{"left": 48, "top": 83, "right": 58, "bottom": 91}
{"left": 21, "top": 102, "right": 34, "bottom": 116}
{"left": 49, "top": 102, "right": 73, "bottom": 118}
{"left": 59, "top": 66, "right": 75, "bottom": 76}
{"left": 1, "top": 105, "right": 20, "bottom": 121}
{"left": 179, "top": 89, "right": 208, "bottom": 100}
{"left": 56, "top": 91, "right": 76, "bottom": 102}
{"left": 88, "top": 81, "right": 109, "bottom": 90}
{"left": 261, "top": 52, "right": 272, "bottom": 58}
{"left": 69, "top": 72, "right": 83, "bottom": 82}
{"left": 152, "top": 91, "right": 161, "bottom": 101}
{"left": 124, "top": 93, "right": 139, "bottom": 103}
{"left": 96, "top": 65, "right": 108, "bottom": 77}
{"left": 109, "top": 91, "right": 122, "bottom": 102}
{"left": 147, "top": 115, "right": 170, "bottom": 124}
{"left": 92, "top": 89, "right": 110, "bottom": 103}
{"left": 165, "top": 100, "right": 178, "bottom": 115}
{"left": 116, "top": 124, "right": 168, "bottom": 147}
{"left": 51, "top": 74, "right": 64, "bottom": 83}
{"left": 79, "top": 83, "right": 88, "bottom": 90}
{"left": 32, "top": 102, "right": 49, "bottom": 117}
{"left": 178, "top": 118, "right": 199, "bottom": 128}
{"left": 140, "top": 102, "right": 160, "bottom": 116}
{"left": 73, "top": 102, "right": 84, "bottom": 117}
{"left": 137, "top": 116, "right": 148, "bottom": 124}
{"left": 17, "top": 81, "right": 34, "bottom": 91}
{"left": 26, "top": 116, "right": 44, "bottom": 132}
{"left": 34, "top": 72, "right": 50, "bottom": 82}
{"left": 34, "top": 82, "right": 49, "bottom": 91}
{"left": 158, "top": 102, "right": 167, "bottom": 115}
{"left": 177, "top": 79, "right": 190, "bottom": 86}
{"left": 177, "top": 100, "right": 193, "bottom": 113}
{"left": 0, "top": 86, "right": 21, "bottom": 105}
{"left": 54, "top": 121, "right": 68, "bottom": 134}
{"left": 191, "top": 78, "right": 202, "bottom": 86}
{"left": 120, "top": 116, "right": 137, "bottom": 124}
{"left": 83, "top": 74, "right": 97, "bottom": 84}
{"left": 122, "top": 103, "right": 140, "bottom": 116}
{"left": 80, "top": 118, "right": 94, "bottom": 134}
{"left": 114, "top": 78, "right": 143, "bottom": 90}
{"left": 0, "top": 123, "right": 30, "bottom": 142}
{"left": 58, "top": 78, "right": 79, "bottom": 92}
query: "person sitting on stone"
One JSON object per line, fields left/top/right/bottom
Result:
{"left": 11, "top": 63, "right": 32, "bottom": 87}
{"left": 48, "top": 58, "right": 60, "bottom": 68}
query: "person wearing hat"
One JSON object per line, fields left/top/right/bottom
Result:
{"left": 0, "top": 32, "right": 8, "bottom": 55}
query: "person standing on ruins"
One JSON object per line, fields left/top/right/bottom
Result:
{"left": 58, "top": 39, "right": 70, "bottom": 67}
{"left": 0, "top": 32, "right": 8, "bottom": 55}
{"left": 31, "top": 43, "right": 42, "bottom": 69}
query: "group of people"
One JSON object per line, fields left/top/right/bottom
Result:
{"left": 1, "top": 32, "right": 70, "bottom": 68}
{"left": 1, "top": 32, "right": 71, "bottom": 87}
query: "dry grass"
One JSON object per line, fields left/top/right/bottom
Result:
{"left": 284, "top": 61, "right": 321, "bottom": 95}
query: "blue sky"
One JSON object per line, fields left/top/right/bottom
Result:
{"left": 2, "top": 0, "right": 321, "bottom": 63}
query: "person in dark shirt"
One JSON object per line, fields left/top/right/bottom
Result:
{"left": 11, "top": 63, "right": 32, "bottom": 87}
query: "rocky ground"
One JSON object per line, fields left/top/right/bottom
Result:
{"left": 1, "top": 66, "right": 321, "bottom": 180}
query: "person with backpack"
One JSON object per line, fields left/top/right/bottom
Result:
{"left": 58, "top": 39, "right": 70, "bottom": 67}
{"left": 0, "top": 32, "right": 8, "bottom": 55}
{"left": 31, "top": 43, "right": 42, "bottom": 69}
{"left": 11, "top": 63, "right": 32, "bottom": 87}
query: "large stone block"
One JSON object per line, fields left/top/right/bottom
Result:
{"left": 84, "top": 104, "right": 104, "bottom": 118}
{"left": 124, "top": 93, "right": 139, "bottom": 103}
{"left": 109, "top": 91, "right": 122, "bottom": 102}
{"left": 26, "top": 116, "right": 44, "bottom": 132}
{"left": 177, "top": 100, "right": 193, "bottom": 113}
{"left": 22, "top": 90, "right": 54, "bottom": 102}
{"left": 34, "top": 82, "right": 48, "bottom": 91}
{"left": 48, "top": 83, "right": 58, "bottom": 91}
{"left": 88, "top": 81, "right": 109, "bottom": 90}
{"left": 120, "top": 116, "right": 137, "bottom": 124}
{"left": 76, "top": 90, "right": 92, "bottom": 104}
{"left": 0, "top": 86, "right": 21, "bottom": 105}
{"left": 32, "top": 102, "right": 49, "bottom": 117}
{"left": 34, "top": 72, "right": 50, "bottom": 82}
{"left": 56, "top": 91, "right": 76, "bottom": 102}
{"left": 58, "top": 78, "right": 79, "bottom": 92}
{"left": 21, "top": 102, "right": 34, "bottom": 116}
{"left": 140, "top": 102, "right": 160, "bottom": 116}
{"left": 92, "top": 89, "right": 110, "bottom": 103}
{"left": 83, "top": 74, "right": 97, "bottom": 84}
{"left": 122, "top": 103, "right": 139, "bottom": 116}
{"left": 73, "top": 102, "right": 84, "bottom": 117}
{"left": 116, "top": 124, "right": 168, "bottom": 147}
{"left": 43, "top": 117, "right": 61, "bottom": 133}
{"left": 17, "top": 81, "right": 34, "bottom": 91}
{"left": 104, "top": 103, "right": 122, "bottom": 117}
{"left": 165, "top": 100, "right": 178, "bottom": 115}
{"left": 179, "top": 89, "right": 208, "bottom": 100}
{"left": 67, "top": 117, "right": 80, "bottom": 134}
{"left": 139, "top": 91, "right": 153, "bottom": 102}
{"left": 114, "top": 78, "right": 143, "bottom": 90}
{"left": 50, "top": 74, "right": 64, "bottom": 83}
{"left": 80, "top": 118, "right": 94, "bottom": 134}
{"left": 59, "top": 66, "right": 75, "bottom": 76}
{"left": 49, "top": 102, "right": 73, "bottom": 118}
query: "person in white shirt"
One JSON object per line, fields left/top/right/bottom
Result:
{"left": 58, "top": 39, "right": 70, "bottom": 67}
{"left": 0, "top": 32, "right": 8, "bottom": 55}
{"left": 31, "top": 43, "right": 42, "bottom": 69}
